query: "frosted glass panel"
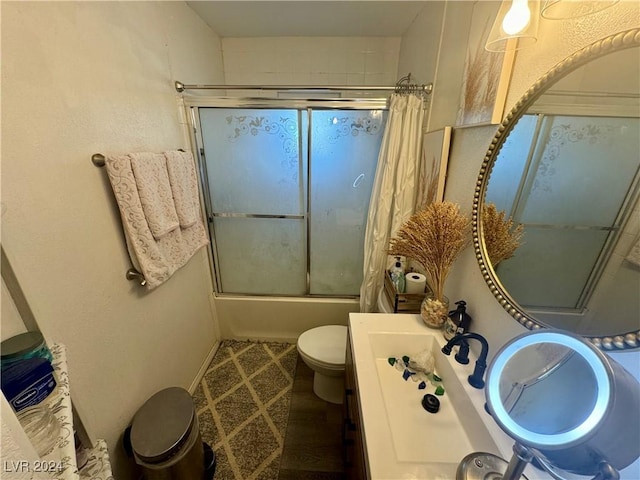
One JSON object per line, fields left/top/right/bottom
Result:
{"left": 199, "top": 108, "right": 303, "bottom": 215}
{"left": 213, "top": 218, "right": 306, "bottom": 295}
{"left": 309, "top": 110, "right": 386, "bottom": 295}
{"left": 496, "top": 227, "right": 608, "bottom": 309}
{"left": 486, "top": 115, "right": 538, "bottom": 212}
{"left": 520, "top": 116, "right": 640, "bottom": 226}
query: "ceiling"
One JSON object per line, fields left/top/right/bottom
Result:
{"left": 187, "top": 1, "right": 431, "bottom": 37}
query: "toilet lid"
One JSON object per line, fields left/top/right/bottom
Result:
{"left": 298, "top": 325, "right": 348, "bottom": 366}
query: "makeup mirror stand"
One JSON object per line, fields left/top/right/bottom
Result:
{"left": 457, "top": 444, "right": 622, "bottom": 480}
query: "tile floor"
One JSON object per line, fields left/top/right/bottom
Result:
{"left": 193, "top": 340, "right": 345, "bottom": 480}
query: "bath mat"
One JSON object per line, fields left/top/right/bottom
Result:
{"left": 194, "top": 340, "right": 298, "bottom": 480}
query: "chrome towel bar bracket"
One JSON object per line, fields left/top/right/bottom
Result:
{"left": 126, "top": 268, "right": 146, "bottom": 287}
{"left": 92, "top": 153, "right": 106, "bottom": 167}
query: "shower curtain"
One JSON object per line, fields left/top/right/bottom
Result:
{"left": 359, "top": 94, "right": 425, "bottom": 312}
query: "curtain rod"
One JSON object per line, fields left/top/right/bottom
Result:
{"left": 174, "top": 81, "right": 433, "bottom": 95}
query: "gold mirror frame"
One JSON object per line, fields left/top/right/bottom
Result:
{"left": 473, "top": 28, "right": 640, "bottom": 352}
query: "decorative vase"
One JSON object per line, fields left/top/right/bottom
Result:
{"left": 420, "top": 295, "right": 449, "bottom": 329}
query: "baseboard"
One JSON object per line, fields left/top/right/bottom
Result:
{"left": 189, "top": 340, "right": 220, "bottom": 394}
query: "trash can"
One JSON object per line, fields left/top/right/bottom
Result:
{"left": 130, "top": 387, "right": 204, "bottom": 480}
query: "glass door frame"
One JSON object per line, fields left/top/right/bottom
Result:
{"left": 184, "top": 96, "right": 389, "bottom": 298}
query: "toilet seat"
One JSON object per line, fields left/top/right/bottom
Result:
{"left": 297, "top": 325, "right": 347, "bottom": 367}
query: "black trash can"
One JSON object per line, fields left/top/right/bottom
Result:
{"left": 130, "top": 387, "right": 204, "bottom": 480}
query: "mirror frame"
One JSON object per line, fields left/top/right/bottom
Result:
{"left": 473, "top": 28, "right": 640, "bottom": 352}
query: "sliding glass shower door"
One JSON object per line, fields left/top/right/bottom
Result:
{"left": 197, "top": 102, "right": 387, "bottom": 297}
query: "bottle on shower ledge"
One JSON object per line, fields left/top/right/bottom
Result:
{"left": 390, "top": 257, "right": 405, "bottom": 293}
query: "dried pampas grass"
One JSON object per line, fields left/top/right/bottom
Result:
{"left": 388, "top": 202, "right": 471, "bottom": 302}
{"left": 482, "top": 203, "right": 524, "bottom": 267}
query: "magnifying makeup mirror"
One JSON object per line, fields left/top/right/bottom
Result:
{"left": 458, "top": 330, "right": 640, "bottom": 480}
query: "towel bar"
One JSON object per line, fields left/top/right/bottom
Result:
{"left": 91, "top": 150, "right": 186, "bottom": 167}
{"left": 93, "top": 149, "right": 190, "bottom": 287}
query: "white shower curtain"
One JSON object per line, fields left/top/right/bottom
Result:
{"left": 359, "top": 94, "right": 425, "bottom": 312}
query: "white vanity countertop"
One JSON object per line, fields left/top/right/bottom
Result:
{"left": 348, "top": 313, "right": 549, "bottom": 480}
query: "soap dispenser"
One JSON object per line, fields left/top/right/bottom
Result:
{"left": 444, "top": 300, "right": 472, "bottom": 341}
{"left": 389, "top": 256, "right": 405, "bottom": 293}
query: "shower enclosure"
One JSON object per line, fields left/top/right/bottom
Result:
{"left": 187, "top": 98, "right": 388, "bottom": 297}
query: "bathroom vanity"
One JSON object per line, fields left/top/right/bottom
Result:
{"left": 343, "top": 313, "right": 548, "bottom": 480}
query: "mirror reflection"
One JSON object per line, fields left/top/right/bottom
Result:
{"left": 483, "top": 46, "right": 640, "bottom": 339}
{"left": 498, "top": 343, "right": 597, "bottom": 435}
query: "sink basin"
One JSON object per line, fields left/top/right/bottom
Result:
{"left": 349, "top": 313, "right": 505, "bottom": 479}
{"left": 369, "top": 332, "right": 496, "bottom": 464}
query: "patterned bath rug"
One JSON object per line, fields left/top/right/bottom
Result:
{"left": 193, "top": 340, "right": 298, "bottom": 480}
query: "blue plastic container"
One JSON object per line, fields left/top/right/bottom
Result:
{"left": 1, "top": 357, "right": 57, "bottom": 411}
{"left": 1, "top": 332, "right": 53, "bottom": 369}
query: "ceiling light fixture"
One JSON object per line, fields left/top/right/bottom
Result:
{"left": 485, "top": 0, "right": 540, "bottom": 53}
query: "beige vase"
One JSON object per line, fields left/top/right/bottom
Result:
{"left": 420, "top": 295, "right": 449, "bottom": 329}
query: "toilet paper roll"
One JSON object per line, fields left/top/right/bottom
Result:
{"left": 405, "top": 272, "right": 426, "bottom": 294}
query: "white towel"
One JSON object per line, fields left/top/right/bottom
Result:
{"left": 164, "top": 150, "right": 200, "bottom": 228}
{"left": 129, "top": 152, "right": 179, "bottom": 239}
{"left": 105, "top": 154, "right": 209, "bottom": 290}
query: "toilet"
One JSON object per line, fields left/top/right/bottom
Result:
{"left": 297, "top": 325, "right": 348, "bottom": 404}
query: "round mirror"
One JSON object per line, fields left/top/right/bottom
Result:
{"left": 486, "top": 330, "right": 640, "bottom": 477}
{"left": 473, "top": 28, "right": 640, "bottom": 351}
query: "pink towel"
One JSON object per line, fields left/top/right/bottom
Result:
{"left": 164, "top": 150, "right": 200, "bottom": 228}
{"left": 105, "top": 154, "right": 209, "bottom": 290}
{"left": 129, "top": 152, "right": 180, "bottom": 239}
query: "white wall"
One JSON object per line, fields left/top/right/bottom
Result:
{"left": 222, "top": 36, "right": 401, "bottom": 87}
{"left": 1, "top": 279, "right": 27, "bottom": 342}
{"left": 1, "top": 2, "right": 223, "bottom": 477}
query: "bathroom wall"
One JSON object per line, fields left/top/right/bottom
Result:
{"left": 1, "top": 2, "right": 223, "bottom": 477}
{"left": 1, "top": 278, "right": 27, "bottom": 342}
{"left": 222, "top": 36, "right": 401, "bottom": 87}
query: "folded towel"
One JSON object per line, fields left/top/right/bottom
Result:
{"left": 164, "top": 150, "right": 200, "bottom": 228}
{"left": 105, "top": 154, "right": 209, "bottom": 290}
{"left": 129, "top": 152, "right": 179, "bottom": 239}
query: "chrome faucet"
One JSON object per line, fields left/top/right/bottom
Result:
{"left": 441, "top": 332, "right": 489, "bottom": 389}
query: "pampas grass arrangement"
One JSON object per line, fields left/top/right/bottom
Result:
{"left": 388, "top": 202, "right": 471, "bottom": 303}
{"left": 482, "top": 203, "right": 524, "bottom": 267}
